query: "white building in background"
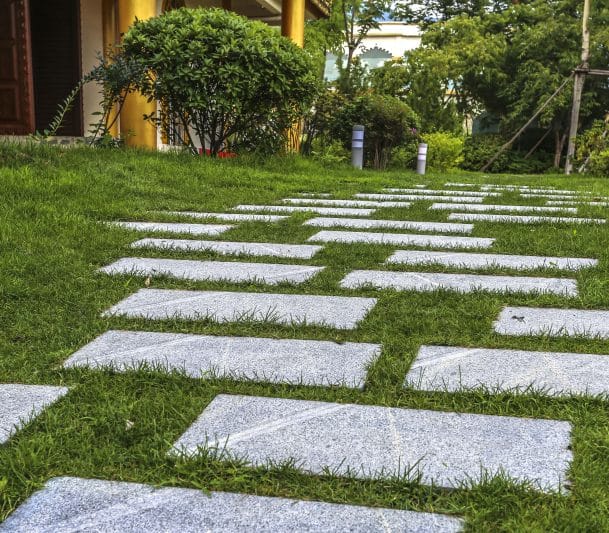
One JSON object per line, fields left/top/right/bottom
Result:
{"left": 324, "top": 21, "right": 421, "bottom": 82}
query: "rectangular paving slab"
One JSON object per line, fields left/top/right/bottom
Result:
{"left": 547, "top": 200, "right": 609, "bottom": 207}
{"left": 64, "top": 330, "right": 381, "bottom": 388}
{"left": 303, "top": 217, "right": 474, "bottom": 234}
{"left": 339, "top": 270, "right": 577, "bottom": 296}
{"left": 405, "top": 345, "right": 609, "bottom": 397}
{"left": 355, "top": 193, "right": 484, "bottom": 203}
{"left": 0, "top": 477, "right": 463, "bottom": 533}
{"left": 448, "top": 213, "right": 605, "bottom": 224}
{"left": 112, "top": 221, "right": 234, "bottom": 236}
{"left": 233, "top": 205, "right": 376, "bottom": 217}
{"left": 0, "top": 385, "right": 68, "bottom": 444}
{"left": 131, "top": 238, "right": 323, "bottom": 259}
{"left": 164, "top": 211, "right": 288, "bottom": 222}
{"left": 383, "top": 188, "right": 500, "bottom": 197}
{"left": 386, "top": 250, "right": 597, "bottom": 271}
{"left": 430, "top": 203, "right": 577, "bottom": 213}
{"left": 171, "top": 394, "right": 572, "bottom": 492}
{"left": 282, "top": 198, "right": 412, "bottom": 208}
{"left": 100, "top": 258, "right": 324, "bottom": 285}
{"left": 494, "top": 306, "right": 609, "bottom": 339}
{"left": 308, "top": 230, "right": 495, "bottom": 249}
{"left": 103, "top": 289, "right": 377, "bottom": 330}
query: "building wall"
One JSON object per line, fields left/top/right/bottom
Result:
{"left": 80, "top": 0, "right": 103, "bottom": 134}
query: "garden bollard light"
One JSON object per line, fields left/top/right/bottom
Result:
{"left": 417, "top": 143, "right": 428, "bottom": 175}
{"left": 352, "top": 125, "right": 365, "bottom": 169}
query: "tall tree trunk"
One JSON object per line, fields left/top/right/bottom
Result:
{"left": 554, "top": 129, "right": 567, "bottom": 168}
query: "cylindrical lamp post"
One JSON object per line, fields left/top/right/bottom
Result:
{"left": 352, "top": 125, "right": 365, "bottom": 169}
{"left": 417, "top": 143, "right": 428, "bottom": 175}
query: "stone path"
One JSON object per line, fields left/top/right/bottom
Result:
{"left": 386, "top": 250, "right": 597, "bottom": 271}
{"left": 383, "top": 188, "right": 501, "bottom": 197}
{"left": 405, "top": 345, "right": 609, "bottom": 397}
{"left": 233, "top": 205, "right": 377, "bottom": 216}
{"left": 164, "top": 211, "right": 289, "bottom": 222}
{"left": 103, "top": 289, "right": 377, "bottom": 329}
{"left": 303, "top": 216, "right": 474, "bottom": 233}
{"left": 131, "top": 238, "right": 323, "bottom": 258}
{"left": 547, "top": 200, "right": 609, "bottom": 207}
{"left": 431, "top": 203, "right": 577, "bottom": 213}
{"left": 0, "top": 385, "right": 68, "bottom": 444}
{"left": 0, "top": 477, "right": 463, "bottom": 533}
{"left": 283, "top": 198, "right": 412, "bottom": 208}
{"left": 494, "top": 306, "right": 609, "bottom": 339}
{"left": 448, "top": 213, "right": 605, "bottom": 224}
{"left": 308, "top": 230, "right": 495, "bottom": 249}
{"left": 355, "top": 193, "right": 484, "bottom": 203}
{"left": 112, "top": 221, "right": 234, "bottom": 235}
{"left": 339, "top": 270, "right": 577, "bottom": 296}
{"left": 171, "top": 394, "right": 572, "bottom": 492}
{"left": 99, "top": 258, "right": 324, "bottom": 285}
{"left": 64, "top": 330, "right": 381, "bottom": 388}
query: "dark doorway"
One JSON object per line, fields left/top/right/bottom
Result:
{"left": 0, "top": 0, "right": 35, "bottom": 134}
{"left": 30, "top": 0, "right": 82, "bottom": 135}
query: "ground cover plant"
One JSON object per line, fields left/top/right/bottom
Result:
{"left": 1, "top": 142, "right": 609, "bottom": 530}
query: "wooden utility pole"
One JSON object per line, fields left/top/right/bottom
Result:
{"left": 565, "top": 0, "right": 591, "bottom": 174}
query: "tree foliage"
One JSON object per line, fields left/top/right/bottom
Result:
{"left": 120, "top": 8, "right": 318, "bottom": 155}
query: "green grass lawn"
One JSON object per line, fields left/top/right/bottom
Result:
{"left": 1, "top": 142, "right": 609, "bottom": 531}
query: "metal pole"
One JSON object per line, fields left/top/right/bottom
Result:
{"left": 352, "top": 125, "right": 364, "bottom": 169}
{"left": 416, "top": 143, "right": 428, "bottom": 175}
{"left": 565, "top": 0, "right": 591, "bottom": 174}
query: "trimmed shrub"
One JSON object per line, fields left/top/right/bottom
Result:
{"left": 120, "top": 8, "right": 318, "bottom": 155}
{"left": 422, "top": 132, "right": 463, "bottom": 171}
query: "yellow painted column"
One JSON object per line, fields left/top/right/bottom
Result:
{"left": 281, "top": 0, "right": 306, "bottom": 151}
{"left": 102, "top": 0, "right": 119, "bottom": 138}
{"left": 118, "top": 0, "right": 157, "bottom": 149}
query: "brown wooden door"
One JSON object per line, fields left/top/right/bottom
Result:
{"left": 0, "top": 0, "right": 35, "bottom": 134}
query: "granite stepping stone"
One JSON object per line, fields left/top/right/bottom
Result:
{"left": 303, "top": 217, "right": 473, "bottom": 234}
{"left": 494, "top": 306, "right": 609, "bottom": 339}
{"left": 405, "top": 345, "right": 609, "bottom": 397}
{"left": 430, "top": 203, "right": 577, "bottom": 214}
{"left": 171, "top": 394, "right": 572, "bottom": 493}
{"left": 131, "top": 238, "right": 323, "bottom": 259}
{"left": 282, "top": 198, "right": 412, "bottom": 208}
{"left": 100, "top": 258, "right": 324, "bottom": 285}
{"left": 480, "top": 185, "right": 577, "bottom": 193}
{"left": 547, "top": 200, "right": 609, "bottom": 207}
{"left": 0, "top": 385, "right": 68, "bottom": 444}
{"left": 233, "top": 205, "right": 376, "bottom": 217}
{"left": 64, "top": 330, "right": 381, "bottom": 388}
{"left": 112, "top": 221, "right": 234, "bottom": 236}
{"left": 520, "top": 193, "right": 586, "bottom": 200}
{"left": 355, "top": 193, "right": 484, "bottom": 203}
{"left": 383, "top": 188, "right": 500, "bottom": 197}
{"left": 386, "top": 250, "right": 597, "bottom": 271}
{"left": 339, "top": 270, "right": 577, "bottom": 296}
{"left": 103, "top": 289, "right": 377, "bottom": 330}
{"left": 0, "top": 477, "right": 463, "bottom": 533}
{"left": 308, "top": 230, "right": 495, "bottom": 249}
{"left": 448, "top": 213, "right": 605, "bottom": 224}
{"left": 296, "top": 192, "right": 334, "bottom": 197}
{"left": 163, "top": 211, "right": 288, "bottom": 222}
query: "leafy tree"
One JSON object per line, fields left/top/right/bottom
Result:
{"left": 392, "top": 0, "right": 508, "bottom": 28}
{"left": 120, "top": 8, "right": 317, "bottom": 155}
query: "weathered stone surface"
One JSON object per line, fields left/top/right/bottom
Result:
{"left": 405, "top": 345, "right": 609, "bottom": 397}
{"left": 303, "top": 217, "right": 474, "bottom": 234}
{"left": 112, "top": 221, "right": 234, "bottom": 236}
{"left": 164, "top": 211, "right": 288, "bottom": 222}
{"left": 381, "top": 189, "right": 501, "bottom": 197}
{"left": 282, "top": 198, "right": 412, "bottom": 208}
{"left": 430, "top": 203, "right": 577, "bottom": 213}
{"left": 308, "top": 230, "right": 495, "bottom": 249}
{"left": 131, "top": 239, "right": 323, "bottom": 259}
{"left": 233, "top": 205, "right": 376, "bottom": 217}
{"left": 494, "top": 306, "right": 609, "bottom": 339}
{"left": 0, "top": 477, "right": 463, "bottom": 533}
{"left": 64, "top": 330, "right": 381, "bottom": 388}
{"left": 386, "top": 250, "right": 597, "bottom": 271}
{"left": 103, "top": 289, "right": 377, "bottom": 330}
{"left": 546, "top": 200, "right": 609, "bottom": 207}
{"left": 355, "top": 193, "right": 484, "bottom": 203}
{"left": 339, "top": 270, "right": 577, "bottom": 296}
{"left": 0, "top": 385, "right": 68, "bottom": 444}
{"left": 520, "top": 193, "right": 585, "bottom": 200}
{"left": 448, "top": 213, "right": 605, "bottom": 224}
{"left": 99, "top": 258, "right": 324, "bottom": 285}
{"left": 171, "top": 394, "right": 572, "bottom": 492}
